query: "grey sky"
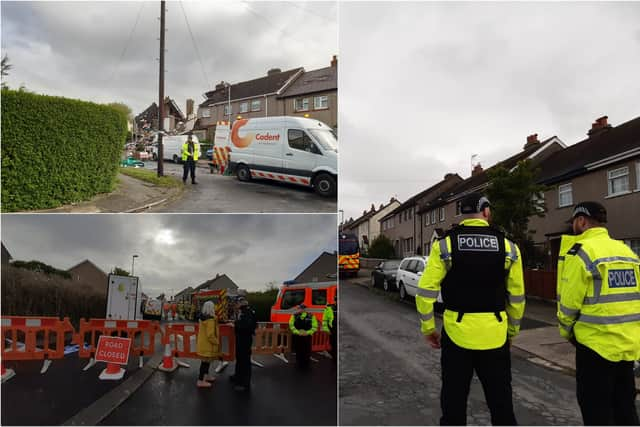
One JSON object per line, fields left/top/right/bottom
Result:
{"left": 339, "top": 2, "right": 640, "bottom": 222}
{"left": 1, "top": 1, "right": 337, "bottom": 115}
{"left": 1, "top": 214, "right": 337, "bottom": 297}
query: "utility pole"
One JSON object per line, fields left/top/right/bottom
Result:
{"left": 157, "top": 0, "right": 166, "bottom": 177}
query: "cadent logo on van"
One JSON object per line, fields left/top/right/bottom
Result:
{"left": 255, "top": 133, "right": 280, "bottom": 142}
{"left": 458, "top": 234, "right": 499, "bottom": 252}
{"left": 608, "top": 269, "right": 638, "bottom": 288}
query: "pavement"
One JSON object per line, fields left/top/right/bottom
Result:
{"left": 31, "top": 173, "right": 182, "bottom": 213}
{"left": 353, "top": 267, "right": 640, "bottom": 392}
{"left": 340, "top": 274, "right": 640, "bottom": 425}
{"left": 144, "top": 161, "right": 337, "bottom": 213}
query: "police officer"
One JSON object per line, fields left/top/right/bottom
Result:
{"left": 230, "top": 297, "right": 257, "bottom": 392}
{"left": 416, "top": 192, "right": 525, "bottom": 425}
{"left": 557, "top": 201, "right": 640, "bottom": 425}
{"left": 289, "top": 303, "right": 318, "bottom": 369}
{"left": 322, "top": 296, "right": 337, "bottom": 363}
{"left": 181, "top": 133, "right": 199, "bottom": 184}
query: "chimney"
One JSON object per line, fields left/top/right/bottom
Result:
{"left": 444, "top": 173, "right": 455, "bottom": 180}
{"left": 472, "top": 163, "right": 484, "bottom": 176}
{"left": 330, "top": 55, "right": 338, "bottom": 67}
{"left": 267, "top": 68, "right": 282, "bottom": 76}
{"left": 215, "top": 81, "right": 226, "bottom": 91}
{"left": 390, "top": 197, "right": 396, "bottom": 203}
{"left": 524, "top": 133, "right": 539, "bottom": 149}
{"left": 370, "top": 203, "right": 376, "bottom": 213}
{"left": 186, "top": 99, "right": 194, "bottom": 117}
{"left": 588, "top": 115, "right": 611, "bottom": 136}
{"left": 363, "top": 210, "right": 367, "bottom": 216}
{"left": 379, "top": 203, "right": 384, "bottom": 210}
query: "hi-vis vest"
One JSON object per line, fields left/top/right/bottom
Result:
{"left": 289, "top": 312, "right": 318, "bottom": 335}
{"left": 557, "top": 227, "right": 640, "bottom": 362}
{"left": 416, "top": 219, "right": 525, "bottom": 351}
{"left": 181, "top": 141, "right": 200, "bottom": 161}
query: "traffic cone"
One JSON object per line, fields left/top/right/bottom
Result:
{"left": 157, "top": 342, "right": 178, "bottom": 372}
{"left": 1, "top": 362, "right": 16, "bottom": 383}
{"left": 99, "top": 362, "right": 125, "bottom": 380}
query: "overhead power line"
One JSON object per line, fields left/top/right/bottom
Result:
{"left": 106, "top": 2, "right": 145, "bottom": 87}
{"left": 179, "top": 0, "right": 211, "bottom": 90}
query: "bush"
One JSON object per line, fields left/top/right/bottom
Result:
{"left": 246, "top": 288, "right": 279, "bottom": 322}
{"left": 367, "top": 234, "right": 396, "bottom": 259}
{"left": 1, "top": 89, "right": 128, "bottom": 211}
{"left": 11, "top": 260, "right": 71, "bottom": 279}
{"left": 1, "top": 265, "right": 106, "bottom": 328}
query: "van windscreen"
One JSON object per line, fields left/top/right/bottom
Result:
{"left": 309, "top": 129, "right": 337, "bottom": 152}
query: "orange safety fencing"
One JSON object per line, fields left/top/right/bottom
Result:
{"left": 253, "top": 323, "right": 292, "bottom": 355}
{"left": 75, "top": 319, "right": 160, "bottom": 360}
{"left": 163, "top": 322, "right": 236, "bottom": 362}
{"left": 1, "top": 316, "right": 74, "bottom": 362}
{"left": 311, "top": 331, "right": 331, "bottom": 353}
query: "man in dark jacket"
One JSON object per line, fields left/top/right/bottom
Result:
{"left": 231, "top": 297, "right": 257, "bottom": 391}
{"left": 289, "top": 303, "right": 318, "bottom": 370}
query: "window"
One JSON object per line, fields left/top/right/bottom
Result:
{"left": 224, "top": 104, "right": 231, "bottom": 116}
{"left": 400, "top": 259, "right": 410, "bottom": 270}
{"left": 201, "top": 108, "right": 210, "bottom": 118}
{"left": 415, "top": 260, "right": 425, "bottom": 273}
{"left": 314, "top": 95, "right": 328, "bottom": 109}
{"left": 281, "top": 289, "right": 305, "bottom": 309}
{"left": 532, "top": 193, "right": 545, "bottom": 213}
{"left": 456, "top": 201, "right": 462, "bottom": 216}
{"left": 288, "top": 129, "right": 318, "bottom": 153}
{"left": 239, "top": 102, "right": 249, "bottom": 113}
{"left": 251, "top": 99, "right": 261, "bottom": 112}
{"left": 558, "top": 183, "right": 573, "bottom": 207}
{"left": 312, "top": 289, "right": 327, "bottom": 306}
{"left": 439, "top": 207, "right": 445, "bottom": 222}
{"left": 405, "top": 260, "right": 417, "bottom": 272}
{"left": 608, "top": 166, "right": 629, "bottom": 196}
{"left": 431, "top": 210, "right": 437, "bottom": 223}
{"left": 624, "top": 239, "right": 640, "bottom": 256}
{"left": 399, "top": 213, "right": 402, "bottom": 224}
{"left": 425, "top": 213, "right": 430, "bottom": 226}
{"left": 294, "top": 98, "right": 309, "bottom": 112}
{"left": 425, "top": 243, "right": 430, "bottom": 256}
{"left": 409, "top": 208, "right": 412, "bottom": 220}
{"left": 636, "top": 162, "right": 640, "bottom": 190}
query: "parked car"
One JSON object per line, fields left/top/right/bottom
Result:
{"left": 206, "top": 148, "right": 213, "bottom": 160}
{"left": 396, "top": 256, "right": 444, "bottom": 310}
{"left": 120, "top": 156, "right": 144, "bottom": 168}
{"left": 370, "top": 259, "right": 401, "bottom": 291}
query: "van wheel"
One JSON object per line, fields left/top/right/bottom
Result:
{"left": 383, "top": 278, "right": 390, "bottom": 292}
{"left": 173, "top": 155, "right": 180, "bottom": 164}
{"left": 399, "top": 282, "right": 407, "bottom": 300}
{"left": 313, "top": 173, "right": 336, "bottom": 197}
{"left": 237, "top": 165, "right": 251, "bottom": 182}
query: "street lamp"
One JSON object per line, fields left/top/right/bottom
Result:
{"left": 131, "top": 254, "right": 139, "bottom": 276}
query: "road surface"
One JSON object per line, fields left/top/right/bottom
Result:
{"left": 339, "top": 276, "right": 639, "bottom": 425}
{"left": 144, "top": 161, "right": 336, "bottom": 213}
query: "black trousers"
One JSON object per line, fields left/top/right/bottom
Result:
{"left": 234, "top": 340, "right": 252, "bottom": 387}
{"left": 576, "top": 342, "right": 639, "bottom": 425}
{"left": 293, "top": 334, "right": 312, "bottom": 369}
{"left": 183, "top": 158, "right": 196, "bottom": 182}
{"left": 198, "top": 360, "right": 210, "bottom": 381}
{"left": 440, "top": 328, "right": 517, "bottom": 426}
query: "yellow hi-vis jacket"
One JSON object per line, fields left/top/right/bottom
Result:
{"left": 322, "top": 305, "right": 335, "bottom": 333}
{"left": 557, "top": 227, "right": 640, "bottom": 362}
{"left": 181, "top": 141, "right": 200, "bottom": 161}
{"left": 416, "top": 219, "right": 526, "bottom": 350}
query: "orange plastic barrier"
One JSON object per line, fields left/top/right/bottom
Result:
{"left": 253, "top": 323, "right": 292, "bottom": 355}
{"left": 311, "top": 331, "right": 331, "bottom": 353}
{"left": 75, "top": 319, "right": 160, "bottom": 360}
{"left": 163, "top": 323, "right": 236, "bottom": 362}
{"left": 1, "top": 316, "right": 74, "bottom": 362}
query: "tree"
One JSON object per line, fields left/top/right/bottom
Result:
{"left": 106, "top": 102, "right": 133, "bottom": 121}
{"left": 367, "top": 234, "right": 396, "bottom": 259}
{"left": 111, "top": 267, "right": 130, "bottom": 276}
{"left": 486, "top": 159, "right": 548, "bottom": 266}
{"left": 1, "top": 54, "right": 12, "bottom": 88}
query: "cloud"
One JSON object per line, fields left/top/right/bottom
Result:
{"left": 1, "top": 214, "right": 337, "bottom": 296}
{"left": 338, "top": 2, "right": 640, "bottom": 221}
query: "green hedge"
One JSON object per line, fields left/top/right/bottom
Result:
{"left": 1, "top": 89, "right": 127, "bottom": 211}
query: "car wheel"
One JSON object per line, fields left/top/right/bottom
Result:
{"left": 313, "top": 173, "right": 336, "bottom": 197}
{"left": 173, "top": 154, "right": 180, "bottom": 163}
{"left": 399, "top": 282, "right": 407, "bottom": 300}
{"left": 237, "top": 164, "right": 251, "bottom": 182}
{"left": 370, "top": 275, "right": 376, "bottom": 288}
{"left": 383, "top": 278, "right": 390, "bottom": 292}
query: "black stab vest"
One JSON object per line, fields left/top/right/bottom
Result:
{"left": 294, "top": 312, "right": 313, "bottom": 331}
{"left": 441, "top": 225, "right": 507, "bottom": 314}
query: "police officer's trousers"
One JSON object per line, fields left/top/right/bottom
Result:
{"left": 234, "top": 339, "right": 252, "bottom": 387}
{"left": 329, "top": 327, "right": 337, "bottom": 363}
{"left": 440, "top": 329, "right": 517, "bottom": 426}
{"left": 575, "top": 342, "right": 639, "bottom": 425}
{"left": 293, "top": 334, "right": 312, "bottom": 369}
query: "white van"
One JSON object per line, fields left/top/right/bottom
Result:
{"left": 151, "top": 134, "right": 200, "bottom": 163}
{"left": 227, "top": 116, "right": 338, "bottom": 197}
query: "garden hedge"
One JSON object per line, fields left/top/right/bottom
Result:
{"left": 1, "top": 89, "right": 127, "bottom": 211}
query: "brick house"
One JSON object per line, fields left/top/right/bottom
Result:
{"left": 293, "top": 251, "right": 338, "bottom": 283}
{"left": 67, "top": 260, "right": 108, "bottom": 295}
{"left": 194, "top": 273, "right": 240, "bottom": 295}
{"left": 529, "top": 115, "right": 640, "bottom": 264}
{"left": 134, "top": 97, "right": 186, "bottom": 135}
{"left": 342, "top": 198, "right": 401, "bottom": 252}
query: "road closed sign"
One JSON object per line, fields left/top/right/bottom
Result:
{"left": 95, "top": 336, "right": 131, "bottom": 365}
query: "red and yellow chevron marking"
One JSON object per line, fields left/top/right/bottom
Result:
{"left": 339, "top": 254, "right": 360, "bottom": 270}
{"left": 250, "top": 170, "right": 311, "bottom": 186}
{"left": 213, "top": 146, "right": 232, "bottom": 174}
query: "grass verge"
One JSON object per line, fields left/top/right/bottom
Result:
{"left": 119, "top": 167, "right": 181, "bottom": 187}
